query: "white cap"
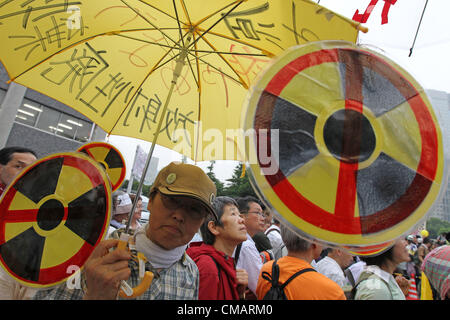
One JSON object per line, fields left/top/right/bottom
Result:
{"left": 115, "top": 193, "right": 132, "bottom": 215}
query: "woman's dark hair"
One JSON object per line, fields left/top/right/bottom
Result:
{"left": 200, "top": 196, "right": 238, "bottom": 245}
{"left": 360, "top": 244, "right": 395, "bottom": 267}
{"left": 252, "top": 232, "right": 272, "bottom": 252}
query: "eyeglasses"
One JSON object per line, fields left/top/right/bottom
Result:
{"left": 242, "top": 211, "right": 265, "bottom": 217}
{"left": 159, "top": 192, "right": 208, "bottom": 219}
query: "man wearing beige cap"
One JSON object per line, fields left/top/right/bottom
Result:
{"left": 33, "top": 162, "right": 217, "bottom": 300}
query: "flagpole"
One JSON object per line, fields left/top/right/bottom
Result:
{"left": 409, "top": 0, "right": 429, "bottom": 57}
{"left": 126, "top": 173, "right": 134, "bottom": 194}
{"left": 127, "top": 145, "right": 140, "bottom": 193}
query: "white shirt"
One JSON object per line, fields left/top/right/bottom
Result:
{"left": 315, "top": 256, "right": 348, "bottom": 288}
{"left": 265, "top": 225, "right": 285, "bottom": 259}
{"left": 0, "top": 267, "right": 37, "bottom": 300}
{"left": 363, "top": 265, "right": 404, "bottom": 294}
{"left": 346, "top": 261, "right": 366, "bottom": 284}
{"left": 234, "top": 233, "right": 263, "bottom": 294}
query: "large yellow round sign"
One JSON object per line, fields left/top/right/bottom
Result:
{"left": 244, "top": 41, "right": 445, "bottom": 247}
{"left": 0, "top": 152, "right": 112, "bottom": 288}
{"left": 77, "top": 142, "right": 126, "bottom": 192}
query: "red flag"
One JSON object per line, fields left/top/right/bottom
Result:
{"left": 352, "top": 0, "right": 397, "bottom": 24}
{"left": 381, "top": 0, "right": 397, "bottom": 24}
{"left": 352, "top": 0, "right": 379, "bottom": 23}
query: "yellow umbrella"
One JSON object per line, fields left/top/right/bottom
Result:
{"left": 0, "top": 0, "right": 361, "bottom": 163}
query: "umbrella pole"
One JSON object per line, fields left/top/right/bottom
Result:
{"left": 124, "top": 36, "right": 192, "bottom": 234}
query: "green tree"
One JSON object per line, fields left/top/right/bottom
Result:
{"left": 426, "top": 217, "right": 450, "bottom": 238}
{"left": 223, "top": 163, "right": 258, "bottom": 198}
{"left": 206, "top": 161, "right": 224, "bottom": 196}
{"left": 121, "top": 179, "right": 151, "bottom": 196}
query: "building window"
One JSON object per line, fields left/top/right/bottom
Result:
{"left": 56, "top": 113, "right": 77, "bottom": 140}
{"left": 14, "top": 99, "right": 42, "bottom": 127}
{"left": 14, "top": 99, "right": 93, "bottom": 143}
{"left": 36, "top": 105, "right": 61, "bottom": 133}
{"left": 72, "top": 119, "right": 91, "bottom": 143}
{"left": 57, "top": 113, "right": 91, "bottom": 143}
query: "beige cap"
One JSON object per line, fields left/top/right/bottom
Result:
{"left": 150, "top": 162, "right": 217, "bottom": 219}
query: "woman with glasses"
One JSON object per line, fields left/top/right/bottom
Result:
{"left": 234, "top": 196, "right": 266, "bottom": 298}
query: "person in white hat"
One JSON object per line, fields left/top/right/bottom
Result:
{"left": 107, "top": 191, "right": 133, "bottom": 237}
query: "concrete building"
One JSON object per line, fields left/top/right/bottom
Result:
{"left": 0, "top": 62, "right": 107, "bottom": 158}
{"left": 427, "top": 89, "right": 450, "bottom": 223}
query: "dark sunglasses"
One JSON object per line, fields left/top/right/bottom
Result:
{"left": 159, "top": 192, "right": 209, "bottom": 219}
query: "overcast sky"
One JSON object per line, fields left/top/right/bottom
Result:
{"left": 109, "top": 0, "right": 450, "bottom": 183}
{"left": 319, "top": 0, "right": 450, "bottom": 93}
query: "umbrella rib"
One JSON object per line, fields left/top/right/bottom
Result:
{"left": 189, "top": 0, "right": 246, "bottom": 50}
{"left": 184, "top": 32, "right": 200, "bottom": 90}
{"left": 172, "top": 0, "right": 187, "bottom": 48}
{"left": 192, "top": 0, "right": 245, "bottom": 27}
{"left": 184, "top": 0, "right": 262, "bottom": 89}
{"left": 116, "top": 33, "right": 267, "bottom": 57}
{"left": 115, "top": 31, "right": 200, "bottom": 82}
{"left": 192, "top": 36, "right": 202, "bottom": 163}
{"left": 187, "top": 50, "right": 267, "bottom": 57}
{"left": 195, "top": 28, "right": 276, "bottom": 57}
{"left": 136, "top": 0, "right": 188, "bottom": 27}
{"left": 194, "top": 31, "right": 249, "bottom": 89}
{"left": 120, "top": 0, "right": 184, "bottom": 52}
{"left": 180, "top": 0, "right": 193, "bottom": 26}
{"left": 115, "top": 33, "right": 244, "bottom": 85}
{"left": 184, "top": 50, "right": 244, "bottom": 86}
{"left": 193, "top": 33, "right": 201, "bottom": 93}
{"left": 115, "top": 32, "right": 187, "bottom": 51}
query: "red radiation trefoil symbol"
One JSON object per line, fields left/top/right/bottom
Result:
{"left": 352, "top": 0, "right": 397, "bottom": 25}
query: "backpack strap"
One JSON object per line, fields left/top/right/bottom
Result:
{"left": 265, "top": 227, "right": 281, "bottom": 236}
{"left": 209, "top": 256, "right": 221, "bottom": 281}
{"left": 234, "top": 242, "right": 242, "bottom": 264}
{"left": 280, "top": 267, "right": 316, "bottom": 290}
{"left": 344, "top": 268, "right": 356, "bottom": 287}
{"left": 261, "top": 260, "right": 316, "bottom": 290}
{"left": 261, "top": 259, "right": 280, "bottom": 290}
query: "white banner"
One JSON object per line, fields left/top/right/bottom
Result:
{"left": 131, "top": 145, "right": 159, "bottom": 185}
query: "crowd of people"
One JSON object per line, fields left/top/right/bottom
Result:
{"left": 0, "top": 146, "right": 449, "bottom": 300}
